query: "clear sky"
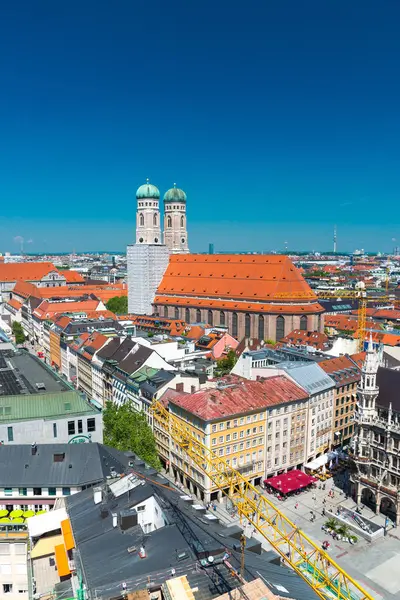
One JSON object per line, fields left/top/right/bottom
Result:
{"left": 1, "top": 1, "right": 399, "bottom": 254}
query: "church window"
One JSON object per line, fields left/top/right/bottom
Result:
{"left": 196, "top": 309, "right": 201, "bottom": 322}
{"left": 220, "top": 311, "right": 225, "bottom": 326}
{"left": 175, "top": 307, "right": 179, "bottom": 319}
{"left": 181, "top": 216, "right": 185, "bottom": 228}
{"left": 245, "top": 313, "right": 251, "bottom": 337}
{"left": 300, "top": 315, "right": 307, "bottom": 331}
{"left": 258, "top": 315, "right": 264, "bottom": 340}
{"left": 153, "top": 213, "right": 158, "bottom": 226}
{"left": 139, "top": 213, "right": 144, "bottom": 227}
{"left": 232, "top": 312, "right": 238, "bottom": 337}
{"left": 208, "top": 310, "right": 213, "bottom": 326}
{"left": 185, "top": 308, "right": 190, "bottom": 323}
{"left": 164, "top": 306, "right": 168, "bottom": 318}
{"left": 167, "top": 216, "right": 172, "bottom": 228}
{"left": 276, "top": 315, "right": 285, "bottom": 341}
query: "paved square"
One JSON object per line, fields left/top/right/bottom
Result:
{"left": 367, "top": 554, "right": 400, "bottom": 594}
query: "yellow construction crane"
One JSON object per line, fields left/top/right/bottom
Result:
{"left": 151, "top": 400, "right": 373, "bottom": 600}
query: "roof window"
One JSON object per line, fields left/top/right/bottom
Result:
{"left": 53, "top": 453, "right": 65, "bottom": 462}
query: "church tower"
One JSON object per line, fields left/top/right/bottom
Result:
{"left": 357, "top": 335, "right": 380, "bottom": 421}
{"left": 163, "top": 184, "right": 189, "bottom": 253}
{"left": 136, "top": 179, "right": 162, "bottom": 245}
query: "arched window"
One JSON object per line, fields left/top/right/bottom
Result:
{"left": 139, "top": 213, "right": 144, "bottom": 227}
{"left": 276, "top": 315, "right": 285, "bottom": 341}
{"left": 300, "top": 315, "right": 307, "bottom": 331}
{"left": 232, "top": 312, "right": 238, "bottom": 337}
{"left": 181, "top": 215, "right": 185, "bottom": 228}
{"left": 153, "top": 213, "right": 158, "bottom": 226}
{"left": 196, "top": 309, "right": 201, "bottom": 322}
{"left": 185, "top": 308, "right": 190, "bottom": 323}
{"left": 167, "top": 216, "right": 172, "bottom": 228}
{"left": 220, "top": 311, "right": 225, "bottom": 326}
{"left": 174, "top": 307, "right": 179, "bottom": 319}
{"left": 164, "top": 306, "right": 168, "bottom": 318}
{"left": 245, "top": 313, "right": 251, "bottom": 337}
{"left": 208, "top": 310, "right": 213, "bottom": 326}
{"left": 258, "top": 315, "right": 264, "bottom": 340}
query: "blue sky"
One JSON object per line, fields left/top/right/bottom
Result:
{"left": 1, "top": 0, "right": 399, "bottom": 253}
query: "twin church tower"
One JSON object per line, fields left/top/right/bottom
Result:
{"left": 135, "top": 179, "right": 189, "bottom": 253}
{"left": 127, "top": 179, "right": 190, "bottom": 315}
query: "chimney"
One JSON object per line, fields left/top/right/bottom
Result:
{"left": 93, "top": 486, "right": 102, "bottom": 505}
{"left": 31, "top": 442, "right": 37, "bottom": 456}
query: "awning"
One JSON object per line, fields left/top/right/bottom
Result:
{"left": 55, "top": 543, "right": 71, "bottom": 577}
{"left": 31, "top": 534, "right": 63, "bottom": 559}
{"left": 61, "top": 518, "right": 75, "bottom": 551}
{"left": 264, "top": 470, "right": 317, "bottom": 494}
{"left": 304, "top": 452, "right": 336, "bottom": 471}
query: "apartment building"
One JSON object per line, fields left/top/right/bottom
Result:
{"left": 156, "top": 376, "right": 308, "bottom": 503}
{"left": 263, "top": 362, "right": 335, "bottom": 460}
{"left": 0, "top": 526, "right": 28, "bottom": 600}
{"left": 319, "top": 353, "right": 364, "bottom": 448}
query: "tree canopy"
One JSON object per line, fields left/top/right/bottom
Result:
{"left": 12, "top": 321, "right": 25, "bottom": 345}
{"left": 106, "top": 295, "right": 128, "bottom": 315}
{"left": 215, "top": 349, "right": 237, "bottom": 376}
{"left": 103, "top": 401, "right": 161, "bottom": 470}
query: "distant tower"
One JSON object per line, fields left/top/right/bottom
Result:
{"left": 209, "top": 243, "right": 214, "bottom": 255}
{"left": 135, "top": 179, "right": 162, "bottom": 245}
{"left": 163, "top": 184, "right": 189, "bottom": 254}
{"left": 353, "top": 335, "right": 380, "bottom": 456}
{"left": 333, "top": 225, "right": 337, "bottom": 253}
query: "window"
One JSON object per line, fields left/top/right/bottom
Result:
{"left": 167, "top": 216, "right": 172, "bottom": 228}
{"left": 175, "top": 307, "right": 179, "bottom": 319}
{"left": 219, "top": 422, "right": 224, "bottom": 430}
{"left": 276, "top": 315, "right": 285, "bottom": 341}
{"left": 3, "top": 584, "right": 13, "bottom": 593}
{"left": 62, "top": 487, "right": 71, "bottom": 496}
{"left": 245, "top": 313, "right": 251, "bottom": 337}
{"left": 18, "top": 488, "right": 27, "bottom": 496}
{"left": 219, "top": 436, "right": 223, "bottom": 443}
{"left": 258, "top": 315, "right": 264, "bottom": 340}
{"left": 68, "top": 421, "right": 75, "bottom": 435}
{"left": 87, "top": 418, "right": 96, "bottom": 432}
{"left": 4, "top": 488, "right": 12, "bottom": 496}
{"left": 196, "top": 309, "right": 201, "bottom": 322}
{"left": 139, "top": 213, "right": 144, "bottom": 226}
{"left": 220, "top": 311, "right": 225, "bottom": 326}
{"left": 219, "top": 448, "right": 224, "bottom": 456}
{"left": 78, "top": 420, "right": 83, "bottom": 434}
{"left": 164, "top": 306, "right": 168, "bottom": 318}
{"left": 33, "top": 488, "right": 42, "bottom": 496}
{"left": 53, "top": 423, "right": 57, "bottom": 438}
{"left": 185, "top": 308, "right": 190, "bottom": 323}
{"left": 212, "top": 438, "right": 216, "bottom": 445}
{"left": 48, "top": 487, "right": 56, "bottom": 496}
{"left": 208, "top": 310, "right": 213, "bottom": 326}
{"left": 181, "top": 215, "right": 185, "bottom": 228}
{"left": 7, "top": 426, "right": 13, "bottom": 442}
{"left": 153, "top": 213, "right": 158, "bottom": 226}
{"left": 136, "top": 504, "right": 145, "bottom": 512}
{"left": 232, "top": 312, "right": 238, "bottom": 337}
{"left": 300, "top": 315, "right": 307, "bottom": 331}
{"left": 212, "top": 424, "right": 216, "bottom": 433}
{"left": 233, "top": 432, "right": 237, "bottom": 440}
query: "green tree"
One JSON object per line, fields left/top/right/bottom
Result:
{"left": 215, "top": 349, "right": 237, "bottom": 376}
{"left": 264, "top": 339, "right": 276, "bottom": 346}
{"left": 12, "top": 321, "right": 25, "bottom": 345}
{"left": 103, "top": 400, "right": 161, "bottom": 470}
{"left": 106, "top": 295, "right": 128, "bottom": 315}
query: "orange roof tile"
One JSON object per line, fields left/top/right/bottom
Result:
{"left": 6, "top": 298, "right": 23, "bottom": 311}
{"left": 0, "top": 262, "right": 59, "bottom": 282}
{"left": 319, "top": 354, "right": 362, "bottom": 385}
{"left": 279, "top": 329, "right": 329, "bottom": 350}
{"left": 58, "top": 270, "right": 85, "bottom": 283}
{"left": 156, "top": 255, "right": 320, "bottom": 307}
{"left": 186, "top": 326, "right": 206, "bottom": 340}
{"left": 33, "top": 300, "right": 101, "bottom": 320}
{"left": 13, "top": 280, "right": 42, "bottom": 299}
{"left": 154, "top": 296, "right": 323, "bottom": 315}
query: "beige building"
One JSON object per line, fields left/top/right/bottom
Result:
{"left": 154, "top": 376, "right": 308, "bottom": 503}
{"left": 0, "top": 528, "right": 28, "bottom": 600}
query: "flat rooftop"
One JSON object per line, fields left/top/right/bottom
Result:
{"left": 0, "top": 349, "right": 70, "bottom": 397}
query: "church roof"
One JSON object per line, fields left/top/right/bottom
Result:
{"left": 155, "top": 254, "right": 324, "bottom": 314}
{"left": 136, "top": 181, "right": 160, "bottom": 199}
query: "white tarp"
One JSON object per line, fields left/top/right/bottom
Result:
{"left": 27, "top": 507, "right": 67, "bottom": 538}
{"left": 304, "top": 452, "right": 336, "bottom": 471}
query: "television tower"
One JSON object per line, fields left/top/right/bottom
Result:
{"left": 333, "top": 225, "right": 337, "bottom": 253}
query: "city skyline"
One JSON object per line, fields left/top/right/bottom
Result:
{"left": 1, "top": 1, "right": 400, "bottom": 253}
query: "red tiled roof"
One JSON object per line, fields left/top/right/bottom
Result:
{"left": 58, "top": 270, "right": 85, "bottom": 283}
{"left": 33, "top": 300, "right": 101, "bottom": 320}
{"left": 0, "top": 262, "right": 59, "bottom": 282}
{"left": 324, "top": 315, "right": 382, "bottom": 332}
{"left": 6, "top": 298, "right": 23, "bottom": 311}
{"left": 367, "top": 332, "right": 400, "bottom": 347}
{"left": 155, "top": 254, "right": 324, "bottom": 315}
{"left": 13, "top": 280, "right": 41, "bottom": 299}
{"left": 158, "top": 387, "right": 188, "bottom": 408}
{"left": 186, "top": 326, "right": 206, "bottom": 340}
{"left": 170, "top": 375, "right": 308, "bottom": 421}
{"left": 349, "top": 352, "right": 367, "bottom": 368}
{"left": 319, "top": 355, "right": 361, "bottom": 386}
{"left": 279, "top": 329, "right": 329, "bottom": 351}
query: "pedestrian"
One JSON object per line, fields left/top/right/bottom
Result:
{"left": 323, "top": 498, "right": 326, "bottom": 505}
{"left": 322, "top": 507, "right": 326, "bottom": 516}
{"left": 295, "top": 502, "right": 299, "bottom": 509}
